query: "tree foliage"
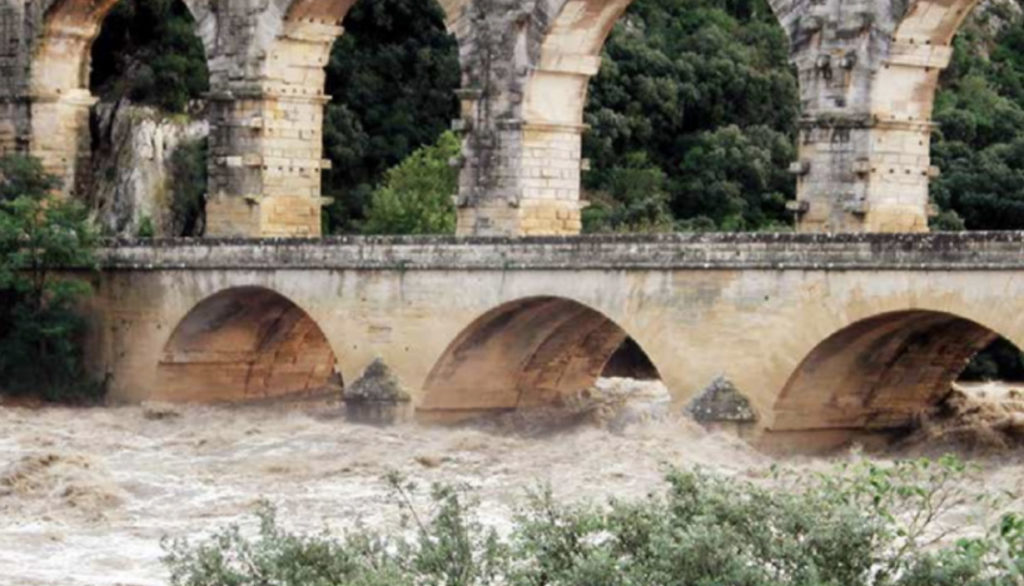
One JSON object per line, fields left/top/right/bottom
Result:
{"left": 321, "top": 0, "right": 460, "bottom": 233}
{"left": 930, "top": 6, "right": 1024, "bottom": 230}
{"left": 582, "top": 0, "right": 798, "bottom": 232}
{"left": 168, "top": 139, "right": 208, "bottom": 237}
{"left": 91, "top": 0, "right": 209, "bottom": 113}
{"left": 361, "top": 132, "right": 459, "bottom": 235}
{"left": 0, "top": 156, "right": 101, "bottom": 401}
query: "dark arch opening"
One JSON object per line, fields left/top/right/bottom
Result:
{"left": 154, "top": 287, "right": 341, "bottom": 403}
{"left": 420, "top": 296, "right": 663, "bottom": 421}
{"left": 961, "top": 337, "right": 1024, "bottom": 382}
{"left": 89, "top": 0, "right": 209, "bottom": 112}
{"left": 772, "top": 310, "right": 1022, "bottom": 436}
{"left": 320, "top": 0, "right": 460, "bottom": 233}
{"left": 580, "top": 0, "right": 797, "bottom": 232}
{"left": 601, "top": 337, "right": 660, "bottom": 380}
{"left": 87, "top": 0, "right": 209, "bottom": 237}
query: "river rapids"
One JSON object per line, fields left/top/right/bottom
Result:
{"left": 0, "top": 380, "right": 1021, "bottom": 585}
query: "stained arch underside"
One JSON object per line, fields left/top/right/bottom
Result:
{"left": 771, "top": 310, "right": 1011, "bottom": 434}
{"left": 420, "top": 296, "right": 660, "bottom": 420}
{"left": 155, "top": 286, "right": 339, "bottom": 403}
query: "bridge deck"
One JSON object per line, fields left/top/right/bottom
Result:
{"left": 96, "top": 232, "right": 1024, "bottom": 271}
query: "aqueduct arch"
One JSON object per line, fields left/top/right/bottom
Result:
{"left": 0, "top": 0, "right": 217, "bottom": 198}
{"left": 153, "top": 286, "right": 340, "bottom": 403}
{"left": 419, "top": 295, "right": 660, "bottom": 420}
{"left": 769, "top": 309, "right": 1018, "bottom": 438}
{"left": 0, "top": 0, "right": 999, "bottom": 236}
{"left": 453, "top": 0, "right": 631, "bottom": 236}
{"left": 778, "top": 0, "right": 984, "bottom": 233}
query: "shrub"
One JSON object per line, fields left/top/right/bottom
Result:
{"left": 163, "top": 456, "right": 1022, "bottom": 586}
{"left": 168, "top": 139, "right": 207, "bottom": 237}
{"left": 0, "top": 155, "right": 101, "bottom": 402}
{"left": 360, "top": 131, "right": 459, "bottom": 235}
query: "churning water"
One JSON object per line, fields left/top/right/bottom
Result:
{"left": 0, "top": 382, "right": 1021, "bottom": 585}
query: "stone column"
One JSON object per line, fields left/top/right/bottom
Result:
{"left": 784, "top": 0, "right": 960, "bottom": 233}
{"left": 28, "top": 90, "right": 97, "bottom": 194}
{"left": 205, "top": 91, "right": 331, "bottom": 237}
{"left": 0, "top": 15, "right": 101, "bottom": 197}
{"left": 204, "top": 21, "right": 338, "bottom": 238}
{"left": 452, "top": 0, "right": 607, "bottom": 237}
{"left": 454, "top": 107, "right": 587, "bottom": 237}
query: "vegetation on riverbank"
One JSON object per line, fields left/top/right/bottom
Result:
{"left": 165, "top": 456, "right": 1022, "bottom": 586}
{"left": 0, "top": 155, "right": 101, "bottom": 402}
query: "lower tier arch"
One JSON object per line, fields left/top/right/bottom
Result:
{"left": 770, "top": 309, "right": 1018, "bottom": 434}
{"left": 419, "top": 296, "right": 661, "bottom": 420}
{"left": 154, "top": 286, "right": 340, "bottom": 403}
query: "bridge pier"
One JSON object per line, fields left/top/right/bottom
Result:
{"left": 451, "top": 0, "right": 628, "bottom": 236}
{"left": 205, "top": 89, "right": 332, "bottom": 238}
{"left": 779, "top": 0, "right": 979, "bottom": 233}
{"left": 202, "top": 15, "right": 341, "bottom": 238}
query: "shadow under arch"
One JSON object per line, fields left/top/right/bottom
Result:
{"left": 154, "top": 286, "right": 340, "bottom": 403}
{"left": 770, "top": 309, "right": 1019, "bottom": 435}
{"left": 419, "top": 296, "right": 662, "bottom": 421}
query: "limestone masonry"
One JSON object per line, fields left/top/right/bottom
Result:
{"left": 81, "top": 232, "right": 1024, "bottom": 450}
{"left": 0, "top": 0, "right": 983, "bottom": 237}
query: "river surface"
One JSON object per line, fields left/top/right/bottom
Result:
{"left": 0, "top": 393, "right": 1021, "bottom": 586}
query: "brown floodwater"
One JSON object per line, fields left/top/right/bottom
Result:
{"left": 0, "top": 382, "right": 1020, "bottom": 585}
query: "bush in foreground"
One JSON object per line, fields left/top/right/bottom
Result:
{"left": 163, "top": 456, "right": 1022, "bottom": 586}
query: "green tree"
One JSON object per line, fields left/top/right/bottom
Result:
{"left": 583, "top": 152, "right": 673, "bottom": 233}
{"left": 930, "top": 6, "right": 1024, "bottom": 231}
{"left": 168, "top": 139, "right": 208, "bottom": 236}
{"left": 673, "top": 124, "right": 793, "bottom": 230}
{"left": 582, "top": 0, "right": 798, "bottom": 231}
{"left": 361, "top": 132, "right": 459, "bottom": 235}
{"left": 165, "top": 459, "right": 1023, "bottom": 586}
{"left": 90, "top": 0, "right": 209, "bottom": 113}
{"left": 322, "top": 0, "right": 460, "bottom": 233}
{"left": 0, "top": 155, "right": 100, "bottom": 401}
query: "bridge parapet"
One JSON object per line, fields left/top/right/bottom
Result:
{"left": 96, "top": 232, "right": 1024, "bottom": 271}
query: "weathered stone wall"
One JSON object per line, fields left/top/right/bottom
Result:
{"left": 203, "top": 4, "right": 345, "bottom": 238}
{"left": 83, "top": 233, "right": 1024, "bottom": 449}
{"left": 451, "top": 0, "right": 628, "bottom": 236}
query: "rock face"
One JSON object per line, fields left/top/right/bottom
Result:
{"left": 343, "top": 359, "right": 412, "bottom": 425}
{"left": 88, "top": 102, "right": 208, "bottom": 237}
{"left": 686, "top": 376, "right": 758, "bottom": 424}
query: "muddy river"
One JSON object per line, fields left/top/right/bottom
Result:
{"left": 0, "top": 387, "right": 1021, "bottom": 585}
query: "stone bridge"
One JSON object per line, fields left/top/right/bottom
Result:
{"left": 0, "top": 0, "right": 985, "bottom": 237}
{"left": 84, "top": 232, "right": 1024, "bottom": 449}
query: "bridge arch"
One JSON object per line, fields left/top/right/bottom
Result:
{"left": 34, "top": 0, "right": 216, "bottom": 96}
{"left": 23, "top": 0, "right": 216, "bottom": 198}
{"left": 153, "top": 285, "right": 341, "bottom": 403}
{"left": 418, "top": 295, "right": 661, "bottom": 421}
{"left": 769, "top": 308, "right": 1021, "bottom": 439}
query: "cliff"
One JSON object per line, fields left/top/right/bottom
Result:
{"left": 88, "top": 102, "right": 208, "bottom": 237}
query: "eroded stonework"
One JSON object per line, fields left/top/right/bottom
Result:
{"left": 772, "top": 0, "right": 981, "bottom": 232}
{"left": 0, "top": 0, "right": 989, "bottom": 236}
